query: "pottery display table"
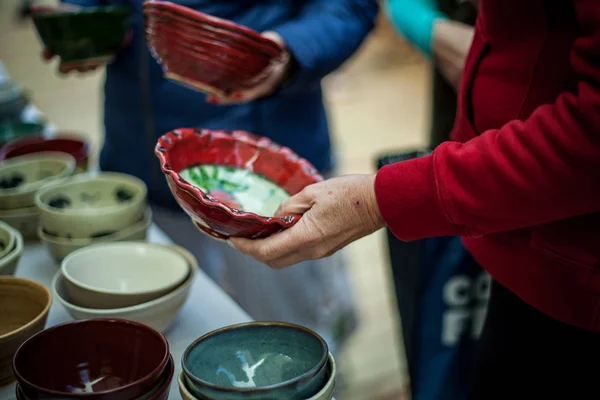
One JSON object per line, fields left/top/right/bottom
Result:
{"left": 0, "top": 224, "right": 253, "bottom": 400}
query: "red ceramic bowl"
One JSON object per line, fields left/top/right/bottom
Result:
{"left": 13, "top": 319, "right": 170, "bottom": 400}
{"left": 155, "top": 129, "right": 323, "bottom": 239}
{"left": 0, "top": 134, "right": 90, "bottom": 171}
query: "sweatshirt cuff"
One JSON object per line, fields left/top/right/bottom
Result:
{"left": 375, "top": 154, "right": 462, "bottom": 241}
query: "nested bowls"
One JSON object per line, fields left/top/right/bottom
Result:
{"left": 52, "top": 244, "right": 197, "bottom": 333}
{"left": 143, "top": 0, "right": 284, "bottom": 97}
{"left": 155, "top": 129, "right": 323, "bottom": 239}
{"left": 0, "top": 277, "right": 51, "bottom": 387}
{"left": 35, "top": 172, "right": 147, "bottom": 239}
{"left": 0, "top": 153, "right": 75, "bottom": 210}
{"left": 60, "top": 241, "right": 189, "bottom": 309}
{"left": 13, "top": 318, "right": 170, "bottom": 400}
{"left": 31, "top": 5, "right": 130, "bottom": 69}
{"left": 0, "top": 222, "right": 24, "bottom": 276}
{"left": 181, "top": 322, "right": 329, "bottom": 400}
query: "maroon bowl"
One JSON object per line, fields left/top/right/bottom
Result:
{"left": 0, "top": 134, "right": 90, "bottom": 171}
{"left": 13, "top": 319, "right": 170, "bottom": 400}
{"left": 155, "top": 128, "right": 323, "bottom": 239}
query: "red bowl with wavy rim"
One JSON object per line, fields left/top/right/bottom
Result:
{"left": 13, "top": 318, "right": 170, "bottom": 400}
{"left": 155, "top": 129, "right": 323, "bottom": 240}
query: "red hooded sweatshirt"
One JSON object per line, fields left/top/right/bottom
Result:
{"left": 375, "top": 0, "right": 600, "bottom": 331}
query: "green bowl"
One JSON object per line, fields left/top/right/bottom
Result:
{"left": 182, "top": 322, "right": 329, "bottom": 400}
{"left": 31, "top": 5, "right": 130, "bottom": 65}
{"left": 0, "top": 122, "right": 44, "bottom": 147}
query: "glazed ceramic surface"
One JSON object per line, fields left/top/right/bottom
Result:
{"left": 38, "top": 207, "right": 152, "bottom": 263}
{"left": 31, "top": 5, "right": 129, "bottom": 66}
{"left": 182, "top": 322, "right": 329, "bottom": 400}
{"left": 156, "top": 129, "right": 323, "bottom": 239}
{"left": 52, "top": 244, "right": 197, "bottom": 333}
{"left": 61, "top": 241, "right": 189, "bottom": 309}
{"left": 0, "top": 277, "right": 51, "bottom": 387}
{"left": 0, "top": 206, "right": 40, "bottom": 240}
{"left": 0, "top": 122, "right": 44, "bottom": 147}
{"left": 0, "top": 224, "right": 23, "bottom": 276}
{"left": 0, "top": 220, "right": 17, "bottom": 259}
{"left": 0, "top": 153, "right": 76, "bottom": 210}
{"left": 35, "top": 172, "right": 147, "bottom": 238}
{"left": 0, "top": 134, "right": 91, "bottom": 172}
{"left": 13, "top": 318, "right": 169, "bottom": 400}
{"left": 179, "top": 165, "right": 290, "bottom": 216}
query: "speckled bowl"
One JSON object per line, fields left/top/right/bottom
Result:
{"left": 35, "top": 172, "right": 147, "bottom": 238}
{"left": 0, "top": 223, "right": 23, "bottom": 276}
{"left": 156, "top": 129, "right": 323, "bottom": 240}
{"left": 0, "top": 220, "right": 17, "bottom": 260}
{"left": 0, "top": 152, "right": 75, "bottom": 210}
{"left": 182, "top": 322, "right": 329, "bottom": 400}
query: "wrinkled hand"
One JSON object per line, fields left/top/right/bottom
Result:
{"left": 207, "top": 31, "right": 291, "bottom": 105}
{"left": 229, "top": 175, "right": 385, "bottom": 269}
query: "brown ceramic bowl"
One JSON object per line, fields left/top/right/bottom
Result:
{"left": 0, "top": 277, "right": 51, "bottom": 387}
{"left": 13, "top": 318, "right": 170, "bottom": 399}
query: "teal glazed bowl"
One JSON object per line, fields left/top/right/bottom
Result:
{"left": 182, "top": 322, "right": 329, "bottom": 400}
{"left": 31, "top": 5, "right": 130, "bottom": 66}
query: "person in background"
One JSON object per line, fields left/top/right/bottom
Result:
{"left": 44, "top": 0, "right": 379, "bottom": 356}
{"left": 231, "top": 0, "right": 600, "bottom": 397}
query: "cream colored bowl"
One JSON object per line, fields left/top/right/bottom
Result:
{"left": 61, "top": 241, "right": 190, "bottom": 309}
{"left": 52, "top": 244, "right": 196, "bottom": 333}
{"left": 0, "top": 205, "right": 39, "bottom": 240}
{"left": 0, "top": 152, "right": 75, "bottom": 209}
{"left": 0, "top": 220, "right": 17, "bottom": 259}
{"left": 35, "top": 172, "right": 147, "bottom": 238}
{"left": 38, "top": 207, "right": 152, "bottom": 263}
{"left": 0, "top": 226, "right": 23, "bottom": 276}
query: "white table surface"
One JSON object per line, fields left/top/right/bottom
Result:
{"left": 0, "top": 225, "right": 253, "bottom": 400}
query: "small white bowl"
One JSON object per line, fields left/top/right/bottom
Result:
{"left": 0, "top": 152, "right": 75, "bottom": 209}
{"left": 0, "top": 205, "right": 39, "bottom": 240}
{"left": 53, "top": 244, "right": 197, "bottom": 333}
{"left": 0, "top": 220, "right": 17, "bottom": 259}
{"left": 61, "top": 241, "right": 190, "bottom": 309}
{"left": 38, "top": 207, "right": 152, "bottom": 263}
{"left": 0, "top": 226, "right": 23, "bottom": 276}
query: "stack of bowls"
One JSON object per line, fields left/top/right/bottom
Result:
{"left": 52, "top": 242, "right": 196, "bottom": 333}
{"left": 144, "top": 0, "right": 284, "bottom": 98}
{"left": 13, "top": 318, "right": 174, "bottom": 399}
{"left": 0, "top": 134, "right": 92, "bottom": 173}
{"left": 0, "top": 277, "right": 51, "bottom": 387}
{"left": 0, "top": 221, "right": 24, "bottom": 276}
{"left": 0, "top": 153, "right": 76, "bottom": 239}
{"left": 178, "top": 322, "right": 337, "bottom": 400}
{"left": 35, "top": 172, "right": 149, "bottom": 261}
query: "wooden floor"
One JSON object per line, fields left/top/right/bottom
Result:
{"left": 0, "top": 2, "right": 432, "bottom": 398}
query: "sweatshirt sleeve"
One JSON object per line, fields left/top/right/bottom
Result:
{"left": 375, "top": 0, "right": 600, "bottom": 242}
{"left": 272, "top": 0, "right": 378, "bottom": 94}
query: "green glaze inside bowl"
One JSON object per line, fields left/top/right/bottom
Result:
{"left": 183, "top": 323, "right": 328, "bottom": 394}
{"left": 179, "top": 165, "right": 290, "bottom": 216}
{"left": 0, "top": 122, "right": 44, "bottom": 146}
{"left": 32, "top": 6, "right": 129, "bottom": 63}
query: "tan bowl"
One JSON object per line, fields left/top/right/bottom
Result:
{"left": 38, "top": 207, "right": 152, "bottom": 263}
{"left": 0, "top": 226, "right": 23, "bottom": 276}
{"left": 0, "top": 277, "right": 52, "bottom": 387}
{"left": 0, "top": 206, "right": 39, "bottom": 240}
{"left": 0, "top": 152, "right": 75, "bottom": 210}
{"left": 52, "top": 244, "right": 196, "bottom": 333}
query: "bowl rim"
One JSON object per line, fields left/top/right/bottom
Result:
{"left": 155, "top": 128, "right": 323, "bottom": 232}
{"left": 34, "top": 171, "right": 148, "bottom": 216}
{"left": 0, "top": 133, "right": 91, "bottom": 163}
{"left": 181, "top": 321, "right": 330, "bottom": 394}
{"left": 0, "top": 205, "right": 38, "bottom": 217}
{"left": 147, "top": 353, "right": 175, "bottom": 400}
{"left": 12, "top": 318, "right": 170, "bottom": 398}
{"left": 60, "top": 241, "right": 190, "bottom": 297}
{"left": 38, "top": 206, "right": 152, "bottom": 246}
{"left": 0, "top": 222, "right": 23, "bottom": 267}
{"left": 0, "top": 275, "right": 51, "bottom": 341}
{"left": 0, "top": 152, "right": 76, "bottom": 194}
{"left": 0, "top": 220, "right": 18, "bottom": 259}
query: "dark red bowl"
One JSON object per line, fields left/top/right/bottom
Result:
{"left": 155, "top": 128, "right": 323, "bottom": 239}
{"left": 13, "top": 319, "right": 170, "bottom": 400}
{"left": 0, "top": 134, "right": 90, "bottom": 170}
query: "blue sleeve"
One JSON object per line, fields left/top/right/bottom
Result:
{"left": 273, "top": 0, "right": 378, "bottom": 94}
{"left": 385, "top": 0, "right": 448, "bottom": 56}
